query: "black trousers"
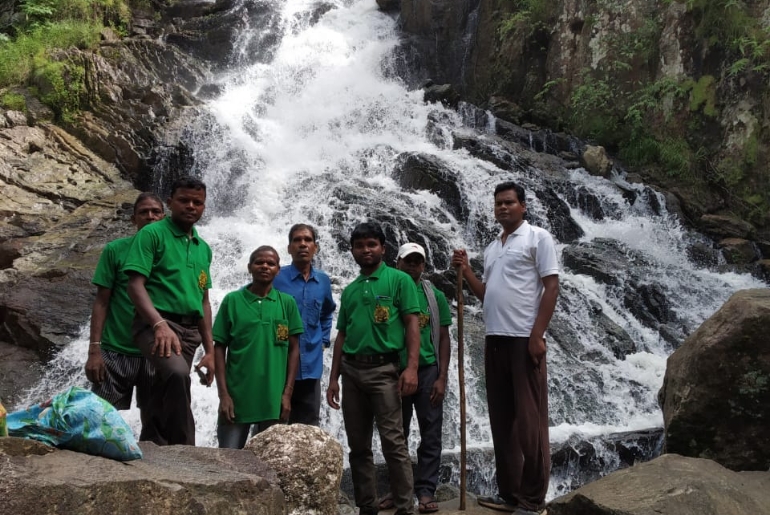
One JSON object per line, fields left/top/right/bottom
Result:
{"left": 133, "top": 318, "right": 200, "bottom": 446}
{"left": 401, "top": 363, "right": 443, "bottom": 499}
{"left": 289, "top": 378, "right": 321, "bottom": 426}
{"left": 485, "top": 335, "right": 550, "bottom": 511}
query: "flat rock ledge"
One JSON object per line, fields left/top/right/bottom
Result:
{"left": 547, "top": 453, "right": 770, "bottom": 515}
{"left": 0, "top": 437, "right": 285, "bottom": 514}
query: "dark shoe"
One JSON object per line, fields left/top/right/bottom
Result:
{"left": 360, "top": 507, "right": 380, "bottom": 515}
{"left": 477, "top": 495, "right": 517, "bottom": 512}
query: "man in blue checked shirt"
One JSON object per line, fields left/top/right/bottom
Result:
{"left": 273, "top": 223, "right": 337, "bottom": 426}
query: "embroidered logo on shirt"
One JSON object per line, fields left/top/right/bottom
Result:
{"left": 374, "top": 305, "right": 390, "bottom": 323}
{"left": 276, "top": 324, "right": 289, "bottom": 341}
{"left": 419, "top": 313, "right": 430, "bottom": 329}
{"left": 198, "top": 270, "right": 208, "bottom": 290}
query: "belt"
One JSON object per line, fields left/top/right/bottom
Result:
{"left": 343, "top": 352, "right": 400, "bottom": 365}
{"left": 158, "top": 310, "right": 201, "bottom": 327}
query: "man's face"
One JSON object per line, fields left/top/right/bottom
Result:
{"left": 494, "top": 188, "right": 526, "bottom": 226}
{"left": 167, "top": 187, "right": 206, "bottom": 226}
{"left": 248, "top": 250, "right": 280, "bottom": 285}
{"left": 132, "top": 199, "right": 164, "bottom": 230}
{"left": 288, "top": 228, "right": 318, "bottom": 266}
{"left": 397, "top": 253, "right": 425, "bottom": 282}
{"left": 351, "top": 237, "right": 384, "bottom": 269}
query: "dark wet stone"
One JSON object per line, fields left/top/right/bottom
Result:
{"left": 534, "top": 188, "right": 584, "bottom": 243}
{"left": 393, "top": 152, "right": 465, "bottom": 221}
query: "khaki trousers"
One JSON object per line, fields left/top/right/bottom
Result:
{"left": 341, "top": 357, "right": 414, "bottom": 515}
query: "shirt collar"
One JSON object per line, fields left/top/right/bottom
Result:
{"left": 164, "top": 217, "right": 201, "bottom": 243}
{"left": 242, "top": 285, "right": 279, "bottom": 302}
{"left": 354, "top": 262, "right": 388, "bottom": 283}
{"left": 286, "top": 263, "right": 317, "bottom": 282}
{"left": 497, "top": 220, "right": 530, "bottom": 242}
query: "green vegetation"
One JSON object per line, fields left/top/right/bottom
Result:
{"left": 1, "top": 91, "right": 27, "bottom": 111}
{"left": 687, "top": 0, "right": 770, "bottom": 74}
{"left": 499, "top": 0, "right": 558, "bottom": 38}
{"left": 0, "top": 0, "right": 133, "bottom": 119}
{"left": 688, "top": 75, "right": 716, "bottom": 117}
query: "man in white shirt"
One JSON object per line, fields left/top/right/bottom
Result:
{"left": 452, "top": 181, "right": 560, "bottom": 514}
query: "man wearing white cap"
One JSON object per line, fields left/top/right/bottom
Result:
{"left": 379, "top": 242, "right": 452, "bottom": 514}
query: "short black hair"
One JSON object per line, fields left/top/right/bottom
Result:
{"left": 169, "top": 176, "right": 207, "bottom": 198}
{"left": 249, "top": 245, "right": 279, "bottom": 264}
{"left": 494, "top": 181, "right": 526, "bottom": 204}
{"left": 350, "top": 222, "right": 386, "bottom": 246}
{"left": 288, "top": 223, "right": 318, "bottom": 243}
{"left": 133, "top": 192, "right": 163, "bottom": 213}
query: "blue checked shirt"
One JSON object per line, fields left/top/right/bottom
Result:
{"left": 273, "top": 263, "right": 336, "bottom": 380}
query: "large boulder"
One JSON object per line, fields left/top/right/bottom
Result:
{"left": 246, "top": 424, "right": 343, "bottom": 515}
{"left": 0, "top": 438, "right": 285, "bottom": 514}
{"left": 580, "top": 145, "right": 613, "bottom": 177}
{"left": 547, "top": 454, "right": 770, "bottom": 515}
{"left": 659, "top": 289, "right": 770, "bottom": 470}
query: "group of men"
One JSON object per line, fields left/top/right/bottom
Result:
{"left": 85, "top": 176, "right": 559, "bottom": 515}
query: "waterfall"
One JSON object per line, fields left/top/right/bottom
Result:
{"left": 20, "top": 0, "right": 765, "bottom": 501}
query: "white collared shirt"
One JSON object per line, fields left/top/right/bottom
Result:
{"left": 482, "top": 221, "right": 560, "bottom": 337}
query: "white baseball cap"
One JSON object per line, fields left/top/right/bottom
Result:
{"left": 397, "top": 242, "right": 426, "bottom": 260}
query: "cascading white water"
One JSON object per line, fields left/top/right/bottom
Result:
{"left": 19, "top": 0, "right": 766, "bottom": 501}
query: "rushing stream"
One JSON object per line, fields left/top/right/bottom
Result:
{"left": 20, "top": 0, "right": 766, "bottom": 501}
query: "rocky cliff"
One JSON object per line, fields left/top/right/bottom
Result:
{"left": 390, "top": 0, "right": 770, "bottom": 253}
{"left": 0, "top": 0, "right": 256, "bottom": 403}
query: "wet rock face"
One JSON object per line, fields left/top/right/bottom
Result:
{"left": 246, "top": 424, "right": 343, "bottom": 515}
{"left": 0, "top": 342, "right": 43, "bottom": 408}
{"left": 0, "top": 118, "right": 141, "bottom": 359}
{"left": 393, "top": 152, "right": 465, "bottom": 221}
{"left": 376, "top": 0, "right": 401, "bottom": 12}
{"left": 166, "top": 0, "right": 284, "bottom": 69}
{"left": 660, "top": 289, "right": 770, "bottom": 471}
{"left": 533, "top": 187, "right": 584, "bottom": 243}
{"left": 561, "top": 238, "right": 682, "bottom": 345}
{"left": 699, "top": 214, "right": 756, "bottom": 240}
{"left": 0, "top": 439, "right": 285, "bottom": 515}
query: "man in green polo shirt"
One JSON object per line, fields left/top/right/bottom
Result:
{"left": 213, "top": 246, "right": 303, "bottom": 449}
{"left": 124, "top": 176, "right": 215, "bottom": 446}
{"left": 327, "top": 222, "right": 421, "bottom": 515}
{"left": 85, "top": 192, "right": 164, "bottom": 439}
{"left": 379, "top": 242, "right": 453, "bottom": 514}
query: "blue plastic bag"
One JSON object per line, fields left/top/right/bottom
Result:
{"left": 7, "top": 386, "right": 142, "bottom": 461}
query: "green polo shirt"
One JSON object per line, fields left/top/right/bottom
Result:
{"left": 336, "top": 264, "right": 420, "bottom": 355}
{"left": 92, "top": 236, "right": 140, "bottom": 356}
{"left": 400, "top": 284, "right": 453, "bottom": 369}
{"left": 213, "top": 286, "right": 303, "bottom": 424}
{"left": 122, "top": 217, "right": 212, "bottom": 318}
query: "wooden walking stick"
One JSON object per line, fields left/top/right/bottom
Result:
{"left": 456, "top": 268, "right": 467, "bottom": 510}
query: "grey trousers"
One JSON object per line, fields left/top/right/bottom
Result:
{"left": 341, "top": 357, "right": 414, "bottom": 515}
{"left": 402, "top": 363, "right": 443, "bottom": 499}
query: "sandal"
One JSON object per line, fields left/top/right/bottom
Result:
{"left": 377, "top": 493, "right": 395, "bottom": 510}
{"left": 418, "top": 496, "right": 439, "bottom": 513}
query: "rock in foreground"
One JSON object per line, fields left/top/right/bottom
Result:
{"left": 659, "top": 288, "right": 770, "bottom": 471}
{"left": 246, "top": 424, "right": 343, "bottom": 515}
{"left": 547, "top": 454, "right": 770, "bottom": 515}
{"left": 0, "top": 438, "right": 284, "bottom": 514}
